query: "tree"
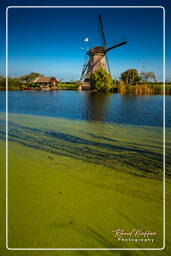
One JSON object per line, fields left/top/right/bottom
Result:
{"left": 8, "top": 77, "right": 25, "bottom": 89}
{"left": 19, "top": 72, "right": 43, "bottom": 83}
{"left": 0, "top": 76, "right": 5, "bottom": 85}
{"left": 140, "top": 72, "right": 156, "bottom": 83}
{"left": 120, "top": 69, "right": 140, "bottom": 85}
{"left": 90, "top": 68, "right": 113, "bottom": 91}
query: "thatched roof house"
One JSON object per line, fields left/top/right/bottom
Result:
{"left": 34, "top": 76, "right": 58, "bottom": 87}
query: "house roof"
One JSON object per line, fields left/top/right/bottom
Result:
{"left": 34, "top": 76, "right": 57, "bottom": 83}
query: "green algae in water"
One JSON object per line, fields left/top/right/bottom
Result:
{"left": 2, "top": 113, "right": 167, "bottom": 177}
{"left": 0, "top": 113, "right": 170, "bottom": 253}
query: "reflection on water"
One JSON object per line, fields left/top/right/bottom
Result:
{"left": 84, "top": 92, "right": 111, "bottom": 121}
{"left": 0, "top": 90, "right": 169, "bottom": 127}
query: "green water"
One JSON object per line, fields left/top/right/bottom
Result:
{"left": 0, "top": 113, "right": 171, "bottom": 255}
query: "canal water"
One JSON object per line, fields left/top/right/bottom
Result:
{"left": 0, "top": 90, "right": 171, "bottom": 127}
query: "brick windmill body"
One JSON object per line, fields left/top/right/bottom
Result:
{"left": 88, "top": 47, "right": 106, "bottom": 73}
{"left": 80, "top": 15, "right": 127, "bottom": 89}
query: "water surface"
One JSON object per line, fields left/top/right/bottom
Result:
{"left": 0, "top": 90, "right": 170, "bottom": 127}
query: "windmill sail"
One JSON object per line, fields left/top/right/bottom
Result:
{"left": 80, "top": 14, "right": 127, "bottom": 82}
{"left": 98, "top": 14, "right": 111, "bottom": 75}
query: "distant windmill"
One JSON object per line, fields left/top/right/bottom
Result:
{"left": 80, "top": 14, "right": 127, "bottom": 81}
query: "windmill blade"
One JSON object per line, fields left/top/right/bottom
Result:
{"left": 106, "top": 41, "right": 127, "bottom": 52}
{"left": 99, "top": 14, "right": 107, "bottom": 47}
{"left": 81, "top": 55, "right": 104, "bottom": 80}
{"left": 80, "top": 53, "right": 90, "bottom": 80}
{"left": 98, "top": 14, "right": 111, "bottom": 75}
{"left": 105, "top": 54, "right": 111, "bottom": 75}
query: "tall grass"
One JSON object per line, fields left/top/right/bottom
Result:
{"left": 118, "top": 83, "right": 171, "bottom": 95}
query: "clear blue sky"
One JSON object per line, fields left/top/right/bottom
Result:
{"left": 0, "top": 0, "right": 171, "bottom": 81}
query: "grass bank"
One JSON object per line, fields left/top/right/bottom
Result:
{"left": 56, "top": 83, "right": 80, "bottom": 89}
{"left": 1, "top": 81, "right": 171, "bottom": 94}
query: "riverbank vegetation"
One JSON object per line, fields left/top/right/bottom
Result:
{"left": 118, "top": 69, "right": 171, "bottom": 95}
{"left": 0, "top": 74, "right": 80, "bottom": 90}
{"left": 89, "top": 68, "right": 171, "bottom": 94}
{"left": 0, "top": 69, "right": 171, "bottom": 94}
{"left": 118, "top": 82, "right": 171, "bottom": 95}
{"left": 90, "top": 68, "right": 113, "bottom": 92}
{"left": 57, "top": 81, "right": 80, "bottom": 89}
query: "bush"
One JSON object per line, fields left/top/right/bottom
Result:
{"left": 90, "top": 69, "right": 113, "bottom": 91}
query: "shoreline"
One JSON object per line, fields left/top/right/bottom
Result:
{"left": 0, "top": 88, "right": 171, "bottom": 95}
{"left": 1, "top": 82, "right": 171, "bottom": 95}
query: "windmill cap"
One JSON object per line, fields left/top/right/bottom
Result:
{"left": 89, "top": 46, "right": 105, "bottom": 55}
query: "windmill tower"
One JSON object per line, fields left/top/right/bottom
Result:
{"left": 88, "top": 46, "right": 106, "bottom": 73}
{"left": 80, "top": 14, "right": 127, "bottom": 84}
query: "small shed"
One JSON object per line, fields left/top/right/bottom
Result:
{"left": 34, "top": 76, "right": 58, "bottom": 87}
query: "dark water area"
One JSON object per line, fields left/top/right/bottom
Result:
{"left": 0, "top": 90, "right": 171, "bottom": 127}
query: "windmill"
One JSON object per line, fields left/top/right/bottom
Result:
{"left": 80, "top": 14, "right": 127, "bottom": 82}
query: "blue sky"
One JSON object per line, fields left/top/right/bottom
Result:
{"left": 1, "top": 0, "right": 171, "bottom": 81}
